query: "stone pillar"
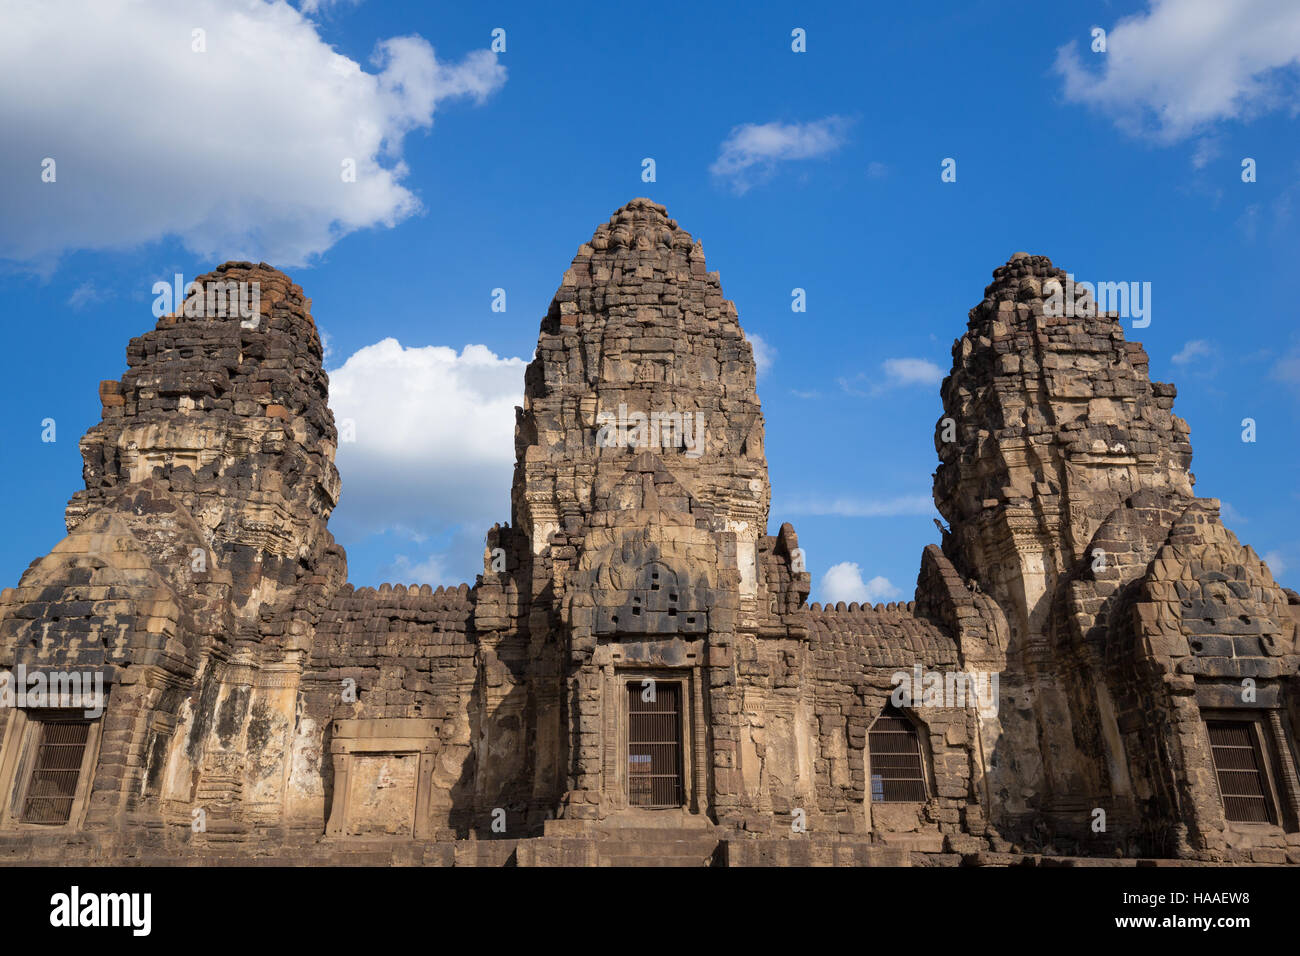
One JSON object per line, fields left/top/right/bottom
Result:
{"left": 1267, "top": 709, "right": 1300, "bottom": 830}
{"left": 692, "top": 666, "right": 708, "bottom": 814}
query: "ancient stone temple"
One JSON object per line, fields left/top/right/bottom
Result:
{"left": 1, "top": 199, "right": 1297, "bottom": 866}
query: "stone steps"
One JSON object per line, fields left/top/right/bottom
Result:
{"left": 588, "top": 827, "right": 719, "bottom": 841}
{"left": 7, "top": 831, "right": 1287, "bottom": 866}
{"left": 596, "top": 845, "right": 717, "bottom": 856}
{"left": 592, "top": 827, "right": 721, "bottom": 867}
{"left": 599, "top": 854, "right": 711, "bottom": 867}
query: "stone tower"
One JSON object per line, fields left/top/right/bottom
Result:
{"left": 512, "top": 197, "right": 769, "bottom": 593}
{"left": 69, "top": 261, "right": 345, "bottom": 620}
{"left": 481, "top": 198, "right": 789, "bottom": 824}
{"left": 0, "top": 262, "right": 345, "bottom": 833}
{"left": 934, "top": 253, "right": 1193, "bottom": 646}
{"left": 932, "top": 253, "right": 1299, "bottom": 856}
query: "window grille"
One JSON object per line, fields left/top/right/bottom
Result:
{"left": 627, "top": 682, "right": 683, "bottom": 807}
{"left": 869, "top": 709, "right": 927, "bottom": 802}
{"left": 1207, "top": 720, "right": 1275, "bottom": 824}
{"left": 21, "top": 719, "right": 90, "bottom": 824}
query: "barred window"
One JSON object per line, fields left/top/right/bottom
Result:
{"left": 627, "top": 682, "right": 684, "bottom": 808}
{"left": 869, "top": 708, "right": 927, "bottom": 802}
{"left": 21, "top": 718, "right": 91, "bottom": 825}
{"left": 1206, "top": 719, "right": 1276, "bottom": 825}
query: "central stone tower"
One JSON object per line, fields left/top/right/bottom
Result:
{"left": 513, "top": 197, "right": 769, "bottom": 584}
{"left": 483, "top": 198, "right": 784, "bottom": 824}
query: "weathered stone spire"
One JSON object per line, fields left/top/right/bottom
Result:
{"left": 512, "top": 198, "right": 769, "bottom": 560}
{"left": 67, "top": 261, "right": 344, "bottom": 614}
{"left": 933, "top": 253, "right": 1193, "bottom": 649}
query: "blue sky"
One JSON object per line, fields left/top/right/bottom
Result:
{"left": 1, "top": 0, "right": 1297, "bottom": 604}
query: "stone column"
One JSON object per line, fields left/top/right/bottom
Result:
{"left": 325, "top": 753, "right": 351, "bottom": 836}
{"left": 1267, "top": 710, "right": 1300, "bottom": 830}
{"left": 692, "top": 666, "right": 708, "bottom": 814}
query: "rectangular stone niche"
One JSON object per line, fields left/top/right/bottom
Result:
{"left": 326, "top": 718, "right": 437, "bottom": 839}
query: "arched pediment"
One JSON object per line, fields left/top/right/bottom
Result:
{"left": 593, "top": 556, "right": 709, "bottom": 636}
{"left": 1137, "top": 501, "right": 1296, "bottom": 660}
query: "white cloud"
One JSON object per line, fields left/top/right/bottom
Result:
{"left": 882, "top": 358, "right": 945, "bottom": 386}
{"left": 298, "top": 0, "right": 362, "bottom": 14}
{"left": 747, "top": 332, "right": 775, "bottom": 377}
{"left": 781, "top": 494, "right": 934, "bottom": 518}
{"left": 866, "top": 161, "right": 889, "bottom": 179}
{"left": 1171, "top": 339, "right": 1213, "bottom": 365}
{"left": 327, "top": 338, "right": 525, "bottom": 555}
{"left": 66, "top": 281, "right": 104, "bottom": 310}
{"left": 384, "top": 552, "right": 449, "bottom": 585}
{"left": 1271, "top": 344, "right": 1300, "bottom": 389}
{"left": 1237, "top": 204, "right": 1262, "bottom": 241}
{"left": 820, "top": 562, "right": 903, "bottom": 605}
{"left": 1220, "top": 501, "right": 1248, "bottom": 525}
{"left": 710, "top": 116, "right": 852, "bottom": 194}
{"left": 1263, "top": 550, "right": 1287, "bottom": 578}
{"left": 1190, "top": 136, "right": 1222, "bottom": 170}
{"left": 0, "top": 0, "right": 506, "bottom": 269}
{"left": 839, "top": 357, "right": 945, "bottom": 396}
{"left": 1054, "top": 0, "right": 1300, "bottom": 143}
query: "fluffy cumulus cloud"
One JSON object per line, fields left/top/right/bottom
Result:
{"left": 326, "top": 338, "right": 526, "bottom": 575}
{"left": 1054, "top": 0, "right": 1300, "bottom": 142}
{"left": 819, "top": 562, "right": 903, "bottom": 605}
{"left": 710, "top": 116, "right": 852, "bottom": 194}
{"left": 0, "top": 0, "right": 506, "bottom": 268}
